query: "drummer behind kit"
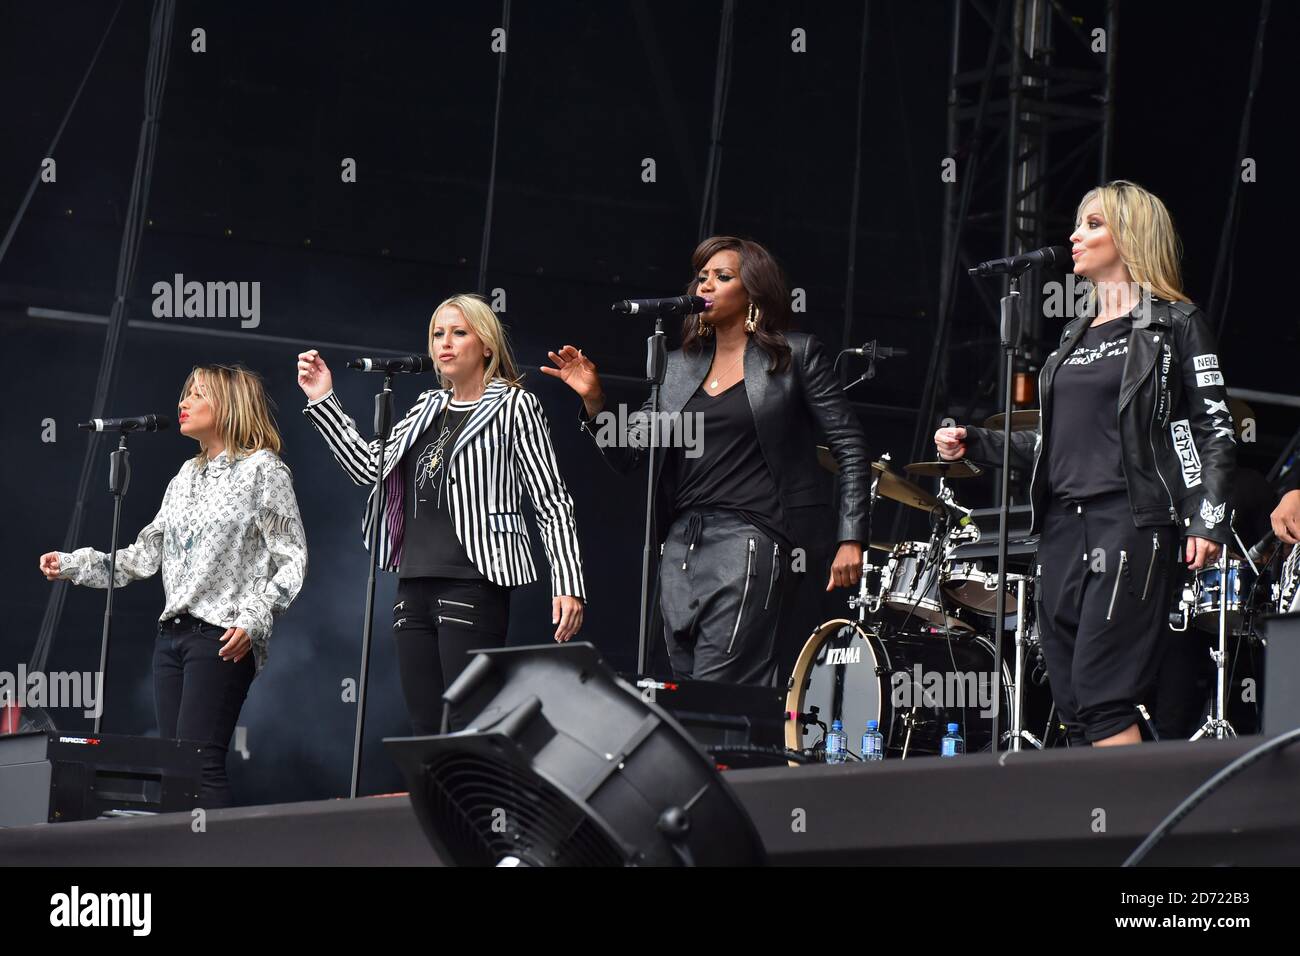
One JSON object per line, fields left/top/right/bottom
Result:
{"left": 785, "top": 447, "right": 1296, "bottom": 760}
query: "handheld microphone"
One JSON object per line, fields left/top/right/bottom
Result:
{"left": 611, "top": 295, "right": 709, "bottom": 317}
{"left": 968, "top": 245, "right": 1071, "bottom": 277}
{"left": 347, "top": 355, "right": 434, "bottom": 373}
{"left": 78, "top": 415, "right": 171, "bottom": 432}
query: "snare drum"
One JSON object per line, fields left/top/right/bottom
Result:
{"left": 785, "top": 618, "right": 1009, "bottom": 759}
{"left": 1191, "top": 559, "right": 1258, "bottom": 634}
{"left": 880, "top": 541, "right": 972, "bottom": 632}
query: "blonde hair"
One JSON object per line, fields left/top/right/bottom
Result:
{"left": 179, "top": 364, "right": 283, "bottom": 464}
{"left": 1075, "top": 180, "right": 1191, "bottom": 304}
{"left": 426, "top": 293, "right": 523, "bottom": 389}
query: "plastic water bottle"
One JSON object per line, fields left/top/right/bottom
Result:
{"left": 941, "top": 722, "right": 964, "bottom": 757}
{"left": 861, "top": 720, "right": 884, "bottom": 761}
{"left": 826, "top": 719, "right": 848, "bottom": 764}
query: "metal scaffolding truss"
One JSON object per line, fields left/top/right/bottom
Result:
{"left": 909, "top": 0, "right": 1117, "bottom": 478}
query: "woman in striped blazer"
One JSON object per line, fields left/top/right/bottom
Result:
{"left": 296, "top": 293, "right": 585, "bottom": 732}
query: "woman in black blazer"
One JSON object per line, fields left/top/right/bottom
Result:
{"left": 298, "top": 293, "right": 585, "bottom": 732}
{"left": 544, "top": 236, "right": 869, "bottom": 685}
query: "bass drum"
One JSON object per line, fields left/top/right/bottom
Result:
{"left": 785, "top": 619, "right": 1010, "bottom": 761}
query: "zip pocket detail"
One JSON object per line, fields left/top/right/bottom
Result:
{"left": 1141, "top": 533, "right": 1160, "bottom": 601}
{"left": 727, "top": 539, "right": 757, "bottom": 655}
{"left": 438, "top": 598, "right": 475, "bottom": 610}
{"left": 394, "top": 617, "right": 410, "bottom": 630}
{"left": 393, "top": 601, "right": 406, "bottom": 612}
{"left": 437, "top": 614, "right": 473, "bottom": 627}
{"left": 1107, "top": 550, "right": 1127, "bottom": 621}
{"left": 764, "top": 542, "right": 780, "bottom": 610}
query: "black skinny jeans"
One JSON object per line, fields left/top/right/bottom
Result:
{"left": 154, "top": 614, "right": 255, "bottom": 809}
{"left": 392, "top": 576, "right": 512, "bottom": 734}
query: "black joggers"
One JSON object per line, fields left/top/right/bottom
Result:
{"left": 659, "top": 510, "right": 792, "bottom": 685}
{"left": 1036, "top": 491, "right": 1182, "bottom": 743}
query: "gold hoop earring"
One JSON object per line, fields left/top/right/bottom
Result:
{"left": 697, "top": 318, "right": 713, "bottom": 337}
{"left": 745, "top": 302, "right": 759, "bottom": 334}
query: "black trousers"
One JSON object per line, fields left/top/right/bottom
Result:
{"left": 659, "top": 510, "right": 792, "bottom": 685}
{"left": 1036, "top": 492, "right": 1181, "bottom": 743}
{"left": 392, "top": 576, "right": 512, "bottom": 734}
{"left": 154, "top": 614, "right": 255, "bottom": 809}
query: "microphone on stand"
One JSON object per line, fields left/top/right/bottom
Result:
{"left": 968, "top": 245, "right": 1071, "bottom": 278}
{"left": 611, "top": 295, "right": 710, "bottom": 317}
{"left": 78, "top": 415, "right": 171, "bottom": 432}
{"left": 347, "top": 355, "right": 435, "bottom": 373}
{"left": 1247, "top": 530, "right": 1278, "bottom": 566}
{"left": 844, "top": 341, "right": 909, "bottom": 359}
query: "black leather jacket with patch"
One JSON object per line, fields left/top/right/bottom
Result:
{"left": 962, "top": 298, "right": 1237, "bottom": 544}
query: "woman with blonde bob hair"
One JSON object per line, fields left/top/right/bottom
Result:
{"left": 39, "top": 363, "right": 308, "bottom": 807}
{"left": 297, "top": 294, "right": 586, "bottom": 734}
{"left": 935, "top": 180, "right": 1235, "bottom": 748}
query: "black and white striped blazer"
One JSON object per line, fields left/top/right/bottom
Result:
{"left": 303, "top": 379, "right": 586, "bottom": 599}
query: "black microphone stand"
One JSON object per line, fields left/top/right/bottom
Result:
{"left": 350, "top": 372, "right": 396, "bottom": 798}
{"left": 92, "top": 434, "right": 131, "bottom": 735}
{"left": 991, "top": 275, "right": 1023, "bottom": 753}
{"left": 636, "top": 318, "right": 669, "bottom": 673}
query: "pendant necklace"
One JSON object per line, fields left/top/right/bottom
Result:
{"left": 709, "top": 351, "right": 744, "bottom": 391}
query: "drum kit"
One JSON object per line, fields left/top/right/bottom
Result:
{"left": 786, "top": 435, "right": 1283, "bottom": 763}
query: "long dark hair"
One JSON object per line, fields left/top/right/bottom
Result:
{"left": 681, "top": 236, "right": 793, "bottom": 373}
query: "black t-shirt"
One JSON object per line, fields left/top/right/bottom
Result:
{"left": 399, "top": 400, "right": 485, "bottom": 580}
{"left": 1048, "top": 317, "right": 1132, "bottom": 502}
{"left": 670, "top": 381, "right": 789, "bottom": 547}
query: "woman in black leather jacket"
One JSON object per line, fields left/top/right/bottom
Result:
{"left": 544, "top": 236, "right": 870, "bottom": 685}
{"left": 935, "top": 181, "right": 1235, "bottom": 747}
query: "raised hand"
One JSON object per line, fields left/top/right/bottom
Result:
{"left": 38, "top": 552, "right": 61, "bottom": 581}
{"left": 296, "top": 349, "right": 333, "bottom": 402}
{"left": 541, "top": 345, "right": 605, "bottom": 413}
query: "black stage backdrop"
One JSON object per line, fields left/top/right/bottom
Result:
{"left": 0, "top": 0, "right": 1292, "bottom": 803}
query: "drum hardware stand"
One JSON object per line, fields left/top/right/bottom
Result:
{"left": 1190, "top": 547, "right": 1238, "bottom": 741}
{"left": 899, "top": 710, "right": 920, "bottom": 759}
{"left": 1002, "top": 576, "right": 1043, "bottom": 751}
{"left": 851, "top": 464, "right": 886, "bottom": 624}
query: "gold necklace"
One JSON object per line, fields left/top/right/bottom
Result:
{"left": 427, "top": 401, "right": 476, "bottom": 473}
{"left": 708, "top": 351, "right": 745, "bottom": 390}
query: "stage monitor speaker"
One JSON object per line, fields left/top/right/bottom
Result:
{"left": 621, "top": 675, "right": 786, "bottom": 767}
{"left": 0, "top": 732, "right": 203, "bottom": 827}
{"left": 1263, "top": 612, "right": 1300, "bottom": 735}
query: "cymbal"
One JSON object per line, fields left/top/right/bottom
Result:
{"left": 983, "top": 409, "right": 1040, "bottom": 431}
{"left": 871, "top": 461, "right": 940, "bottom": 511}
{"left": 905, "top": 459, "right": 984, "bottom": 479}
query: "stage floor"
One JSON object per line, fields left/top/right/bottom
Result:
{"left": 2, "top": 735, "right": 1298, "bottom": 865}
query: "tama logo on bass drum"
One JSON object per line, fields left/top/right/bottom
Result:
{"left": 823, "top": 647, "right": 862, "bottom": 666}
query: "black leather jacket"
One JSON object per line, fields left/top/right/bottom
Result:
{"left": 962, "top": 298, "right": 1237, "bottom": 544}
{"left": 579, "top": 331, "right": 870, "bottom": 547}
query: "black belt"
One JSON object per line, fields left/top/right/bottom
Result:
{"left": 160, "top": 613, "right": 216, "bottom": 631}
